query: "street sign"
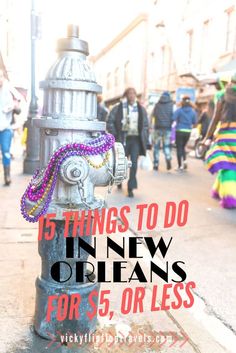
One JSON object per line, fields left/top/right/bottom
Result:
{"left": 176, "top": 87, "right": 196, "bottom": 103}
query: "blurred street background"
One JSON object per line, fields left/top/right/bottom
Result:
{"left": 1, "top": 0, "right": 236, "bottom": 109}
{"left": 0, "top": 0, "right": 236, "bottom": 352}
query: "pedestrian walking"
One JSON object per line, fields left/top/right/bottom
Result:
{"left": 204, "top": 74, "right": 236, "bottom": 209}
{"left": 0, "top": 69, "right": 14, "bottom": 186}
{"left": 173, "top": 96, "right": 197, "bottom": 171}
{"left": 151, "top": 91, "right": 173, "bottom": 171}
{"left": 198, "top": 102, "right": 212, "bottom": 139}
{"left": 97, "top": 95, "right": 108, "bottom": 122}
{"left": 107, "top": 87, "right": 149, "bottom": 197}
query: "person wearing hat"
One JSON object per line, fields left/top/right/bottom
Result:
{"left": 173, "top": 96, "right": 197, "bottom": 171}
{"left": 203, "top": 73, "right": 236, "bottom": 209}
{"left": 151, "top": 91, "right": 174, "bottom": 171}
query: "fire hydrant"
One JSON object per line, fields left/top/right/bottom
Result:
{"left": 20, "top": 25, "right": 130, "bottom": 340}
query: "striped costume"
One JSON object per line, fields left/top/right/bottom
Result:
{"left": 205, "top": 122, "right": 236, "bottom": 208}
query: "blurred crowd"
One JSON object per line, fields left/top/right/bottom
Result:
{"left": 98, "top": 78, "right": 236, "bottom": 209}
{"left": 0, "top": 67, "right": 236, "bottom": 209}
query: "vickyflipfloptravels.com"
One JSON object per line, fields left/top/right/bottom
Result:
{"left": 37, "top": 200, "right": 196, "bottom": 323}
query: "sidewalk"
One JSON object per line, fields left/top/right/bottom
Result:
{"left": 0, "top": 154, "right": 234, "bottom": 353}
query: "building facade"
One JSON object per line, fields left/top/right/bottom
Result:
{"left": 91, "top": 14, "right": 149, "bottom": 107}
{"left": 91, "top": 0, "right": 236, "bottom": 107}
{"left": 0, "top": 0, "right": 31, "bottom": 87}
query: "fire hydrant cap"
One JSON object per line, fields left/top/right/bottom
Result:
{"left": 57, "top": 24, "right": 89, "bottom": 56}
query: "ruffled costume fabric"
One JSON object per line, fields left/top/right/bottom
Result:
{"left": 205, "top": 122, "right": 236, "bottom": 209}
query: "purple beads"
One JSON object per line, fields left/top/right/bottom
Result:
{"left": 20, "top": 133, "right": 115, "bottom": 223}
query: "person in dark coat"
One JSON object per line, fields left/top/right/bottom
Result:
{"left": 152, "top": 91, "right": 173, "bottom": 171}
{"left": 107, "top": 87, "right": 149, "bottom": 197}
{"left": 198, "top": 102, "right": 212, "bottom": 139}
{"left": 97, "top": 95, "right": 108, "bottom": 122}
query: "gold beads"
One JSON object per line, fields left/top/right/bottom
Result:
{"left": 84, "top": 152, "right": 110, "bottom": 169}
{"left": 28, "top": 176, "right": 54, "bottom": 216}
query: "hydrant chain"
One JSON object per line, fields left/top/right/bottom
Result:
{"left": 77, "top": 179, "right": 91, "bottom": 209}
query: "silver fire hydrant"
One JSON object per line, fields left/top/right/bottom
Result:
{"left": 20, "top": 25, "right": 130, "bottom": 340}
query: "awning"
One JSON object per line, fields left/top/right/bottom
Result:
{"left": 217, "top": 58, "right": 236, "bottom": 73}
{"left": 179, "top": 71, "right": 233, "bottom": 85}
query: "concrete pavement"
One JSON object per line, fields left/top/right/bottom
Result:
{"left": 106, "top": 152, "right": 236, "bottom": 352}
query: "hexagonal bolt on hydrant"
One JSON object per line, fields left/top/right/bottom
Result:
{"left": 20, "top": 24, "right": 130, "bottom": 340}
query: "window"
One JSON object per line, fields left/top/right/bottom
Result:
{"left": 106, "top": 72, "right": 111, "bottom": 91}
{"left": 114, "top": 67, "right": 119, "bottom": 87}
{"left": 124, "top": 61, "right": 130, "bottom": 86}
{"left": 203, "top": 20, "right": 209, "bottom": 40}
{"left": 200, "top": 20, "right": 210, "bottom": 71}
{"left": 225, "top": 8, "right": 235, "bottom": 52}
{"left": 6, "top": 31, "right": 10, "bottom": 57}
{"left": 168, "top": 48, "right": 174, "bottom": 73}
{"left": 161, "top": 46, "right": 166, "bottom": 75}
{"left": 187, "top": 29, "right": 194, "bottom": 63}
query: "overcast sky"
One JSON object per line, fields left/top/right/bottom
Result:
{"left": 38, "top": 0, "right": 150, "bottom": 55}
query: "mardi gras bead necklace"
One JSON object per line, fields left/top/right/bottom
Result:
{"left": 20, "top": 133, "right": 115, "bottom": 223}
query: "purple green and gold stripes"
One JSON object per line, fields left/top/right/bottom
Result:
{"left": 212, "top": 169, "right": 236, "bottom": 209}
{"left": 205, "top": 122, "right": 236, "bottom": 174}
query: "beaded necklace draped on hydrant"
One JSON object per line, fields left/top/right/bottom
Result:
{"left": 20, "top": 133, "right": 115, "bottom": 223}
